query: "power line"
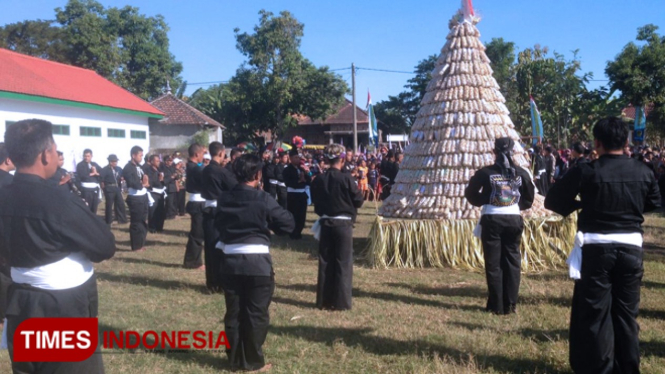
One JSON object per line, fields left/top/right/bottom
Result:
{"left": 356, "top": 67, "right": 415, "bottom": 74}
{"left": 188, "top": 80, "right": 229, "bottom": 86}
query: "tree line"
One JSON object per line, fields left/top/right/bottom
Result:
{"left": 1, "top": 1, "right": 663, "bottom": 147}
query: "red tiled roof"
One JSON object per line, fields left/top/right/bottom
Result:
{"left": 297, "top": 99, "right": 369, "bottom": 125}
{"left": 622, "top": 104, "right": 654, "bottom": 120}
{"left": 150, "top": 93, "right": 224, "bottom": 128}
{"left": 0, "top": 48, "right": 163, "bottom": 116}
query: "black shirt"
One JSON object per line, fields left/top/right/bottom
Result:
{"left": 274, "top": 163, "right": 286, "bottom": 185}
{"left": 145, "top": 165, "right": 164, "bottom": 193}
{"left": 262, "top": 162, "right": 275, "bottom": 185}
{"left": 0, "top": 169, "right": 13, "bottom": 188}
{"left": 311, "top": 168, "right": 364, "bottom": 221}
{"left": 283, "top": 164, "right": 311, "bottom": 190}
{"left": 342, "top": 162, "right": 356, "bottom": 175}
{"left": 186, "top": 160, "right": 204, "bottom": 194}
{"left": 465, "top": 164, "right": 535, "bottom": 211}
{"left": 49, "top": 167, "right": 71, "bottom": 193}
{"left": 122, "top": 161, "right": 145, "bottom": 191}
{"left": 100, "top": 165, "right": 123, "bottom": 188}
{"left": 161, "top": 164, "right": 178, "bottom": 193}
{"left": 0, "top": 173, "right": 116, "bottom": 268}
{"left": 545, "top": 154, "right": 661, "bottom": 234}
{"left": 215, "top": 184, "right": 295, "bottom": 276}
{"left": 201, "top": 160, "right": 238, "bottom": 201}
{"left": 76, "top": 161, "right": 102, "bottom": 184}
{"left": 380, "top": 160, "right": 398, "bottom": 183}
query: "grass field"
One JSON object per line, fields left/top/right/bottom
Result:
{"left": 2, "top": 204, "right": 665, "bottom": 373}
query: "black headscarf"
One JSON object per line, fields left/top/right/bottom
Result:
{"left": 494, "top": 137, "right": 517, "bottom": 179}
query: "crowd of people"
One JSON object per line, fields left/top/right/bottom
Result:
{"left": 0, "top": 116, "right": 661, "bottom": 373}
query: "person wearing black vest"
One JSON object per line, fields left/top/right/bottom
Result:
{"left": 100, "top": 154, "right": 128, "bottom": 225}
{"left": 123, "top": 146, "right": 150, "bottom": 251}
{"left": 146, "top": 155, "right": 167, "bottom": 233}
{"left": 311, "top": 144, "right": 364, "bottom": 311}
{"left": 216, "top": 154, "right": 294, "bottom": 372}
{"left": 283, "top": 149, "right": 311, "bottom": 240}
{"left": 274, "top": 152, "right": 288, "bottom": 208}
{"left": 465, "top": 137, "right": 535, "bottom": 315}
{"left": 0, "top": 142, "right": 13, "bottom": 327}
{"left": 184, "top": 143, "right": 206, "bottom": 270}
{"left": 76, "top": 148, "right": 102, "bottom": 214}
{"left": 201, "top": 142, "right": 237, "bottom": 293}
{"left": 545, "top": 117, "right": 661, "bottom": 374}
{"left": 380, "top": 151, "right": 398, "bottom": 200}
{"left": 0, "top": 119, "right": 115, "bottom": 373}
{"left": 161, "top": 156, "right": 178, "bottom": 220}
{"left": 532, "top": 145, "right": 549, "bottom": 196}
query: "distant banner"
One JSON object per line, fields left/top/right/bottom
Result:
{"left": 633, "top": 105, "right": 646, "bottom": 143}
{"left": 367, "top": 91, "right": 379, "bottom": 148}
{"left": 530, "top": 96, "right": 544, "bottom": 146}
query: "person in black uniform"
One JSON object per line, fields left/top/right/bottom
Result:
{"left": 50, "top": 150, "right": 78, "bottom": 194}
{"left": 161, "top": 156, "right": 178, "bottom": 220}
{"left": 216, "top": 154, "right": 294, "bottom": 372}
{"left": 262, "top": 150, "right": 276, "bottom": 198}
{"left": 567, "top": 142, "right": 587, "bottom": 170}
{"left": 201, "top": 141, "right": 237, "bottom": 293}
{"left": 0, "top": 142, "right": 13, "bottom": 327}
{"left": 76, "top": 148, "right": 102, "bottom": 213}
{"left": 184, "top": 143, "right": 206, "bottom": 270}
{"left": 123, "top": 146, "right": 150, "bottom": 252}
{"left": 341, "top": 148, "right": 357, "bottom": 176}
{"left": 532, "top": 145, "right": 549, "bottom": 196}
{"left": 0, "top": 119, "right": 116, "bottom": 374}
{"left": 283, "top": 149, "right": 311, "bottom": 240}
{"left": 146, "top": 155, "right": 167, "bottom": 233}
{"left": 274, "top": 151, "right": 288, "bottom": 208}
{"left": 380, "top": 150, "right": 398, "bottom": 200}
{"left": 545, "top": 117, "right": 661, "bottom": 374}
{"left": 464, "top": 137, "right": 535, "bottom": 315}
{"left": 311, "top": 144, "right": 364, "bottom": 311}
{"left": 100, "top": 154, "right": 128, "bottom": 225}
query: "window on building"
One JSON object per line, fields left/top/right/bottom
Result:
{"left": 130, "top": 130, "right": 147, "bottom": 139}
{"left": 53, "top": 125, "right": 70, "bottom": 136}
{"left": 108, "top": 129, "right": 126, "bottom": 138}
{"left": 80, "top": 126, "right": 102, "bottom": 137}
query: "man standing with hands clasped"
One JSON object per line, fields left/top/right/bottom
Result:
{"left": 546, "top": 117, "right": 661, "bottom": 374}
{"left": 123, "top": 146, "right": 151, "bottom": 252}
{"left": 101, "top": 154, "right": 128, "bottom": 225}
{"left": 77, "top": 148, "right": 102, "bottom": 213}
{"left": 283, "top": 149, "right": 311, "bottom": 240}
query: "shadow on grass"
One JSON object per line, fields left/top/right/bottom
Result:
{"left": 279, "top": 283, "right": 484, "bottom": 311}
{"left": 98, "top": 323, "right": 227, "bottom": 371}
{"left": 640, "top": 308, "right": 665, "bottom": 320}
{"left": 449, "top": 321, "right": 569, "bottom": 343}
{"left": 112, "top": 257, "right": 182, "bottom": 269}
{"left": 114, "top": 240, "right": 183, "bottom": 250}
{"left": 113, "top": 227, "right": 189, "bottom": 237}
{"left": 272, "top": 235, "right": 369, "bottom": 265}
{"left": 271, "top": 325, "right": 565, "bottom": 373}
{"left": 96, "top": 271, "right": 208, "bottom": 294}
{"left": 272, "top": 296, "right": 316, "bottom": 309}
{"left": 643, "top": 281, "right": 665, "bottom": 290}
{"left": 386, "top": 282, "right": 571, "bottom": 307}
{"left": 642, "top": 340, "right": 665, "bottom": 358}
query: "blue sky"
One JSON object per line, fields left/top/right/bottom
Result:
{"left": 1, "top": 0, "right": 664, "bottom": 103}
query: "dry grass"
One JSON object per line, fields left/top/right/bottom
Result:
{"left": 1, "top": 206, "right": 665, "bottom": 373}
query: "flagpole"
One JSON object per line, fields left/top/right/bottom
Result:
{"left": 352, "top": 63, "right": 358, "bottom": 153}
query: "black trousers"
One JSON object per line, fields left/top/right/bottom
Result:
{"left": 203, "top": 209, "right": 223, "bottom": 290}
{"left": 222, "top": 273, "right": 274, "bottom": 371}
{"left": 569, "top": 244, "right": 643, "bottom": 374}
{"left": 126, "top": 195, "right": 149, "bottom": 250}
{"left": 287, "top": 192, "right": 307, "bottom": 239}
{"left": 480, "top": 214, "right": 523, "bottom": 314}
{"left": 317, "top": 220, "right": 354, "bottom": 310}
{"left": 81, "top": 187, "right": 100, "bottom": 214}
{"left": 6, "top": 275, "right": 105, "bottom": 374}
{"left": 276, "top": 186, "right": 287, "bottom": 209}
{"left": 165, "top": 191, "right": 177, "bottom": 219}
{"left": 184, "top": 201, "right": 205, "bottom": 268}
{"left": 177, "top": 190, "right": 186, "bottom": 215}
{"left": 148, "top": 193, "right": 166, "bottom": 232}
{"left": 104, "top": 187, "right": 127, "bottom": 224}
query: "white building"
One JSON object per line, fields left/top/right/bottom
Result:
{"left": 0, "top": 48, "right": 163, "bottom": 170}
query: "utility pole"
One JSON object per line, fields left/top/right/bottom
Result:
{"left": 352, "top": 63, "right": 358, "bottom": 153}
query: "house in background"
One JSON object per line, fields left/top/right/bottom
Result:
{"left": 149, "top": 88, "right": 224, "bottom": 154}
{"left": 285, "top": 99, "right": 374, "bottom": 147}
{"left": 0, "top": 48, "right": 162, "bottom": 169}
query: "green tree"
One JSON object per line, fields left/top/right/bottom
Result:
{"left": 220, "top": 10, "right": 347, "bottom": 144}
{"left": 0, "top": 20, "right": 66, "bottom": 61}
{"left": 607, "top": 24, "right": 665, "bottom": 140}
{"left": 485, "top": 38, "right": 519, "bottom": 120}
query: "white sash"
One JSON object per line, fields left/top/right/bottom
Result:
{"left": 215, "top": 242, "right": 269, "bottom": 254}
{"left": 11, "top": 252, "right": 94, "bottom": 290}
{"left": 287, "top": 188, "right": 306, "bottom": 193}
{"left": 567, "top": 232, "right": 643, "bottom": 280}
{"left": 189, "top": 193, "right": 206, "bottom": 202}
{"left": 311, "top": 215, "right": 352, "bottom": 241}
{"left": 472, "top": 204, "right": 520, "bottom": 238}
{"left": 205, "top": 200, "right": 218, "bottom": 208}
